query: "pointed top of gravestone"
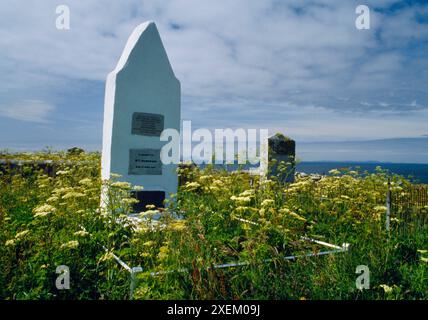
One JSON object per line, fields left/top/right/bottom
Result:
{"left": 269, "top": 133, "right": 293, "bottom": 142}
{"left": 101, "top": 20, "right": 180, "bottom": 203}
{"left": 111, "top": 21, "right": 177, "bottom": 79}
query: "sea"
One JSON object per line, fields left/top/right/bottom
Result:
{"left": 201, "top": 162, "right": 428, "bottom": 184}
{"left": 296, "top": 162, "right": 428, "bottom": 184}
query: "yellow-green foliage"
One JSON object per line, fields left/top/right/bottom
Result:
{"left": 0, "top": 151, "right": 427, "bottom": 300}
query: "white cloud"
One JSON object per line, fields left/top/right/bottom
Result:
{"left": 0, "top": 100, "right": 55, "bottom": 123}
{"left": 0, "top": 0, "right": 427, "bottom": 145}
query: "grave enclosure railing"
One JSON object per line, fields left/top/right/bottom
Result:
{"left": 291, "top": 177, "right": 428, "bottom": 231}
{"left": 390, "top": 184, "right": 428, "bottom": 228}
{"left": 106, "top": 233, "right": 350, "bottom": 300}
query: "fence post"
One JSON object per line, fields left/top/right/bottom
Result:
{"left": 386, "top": 178, "right": 391, "bottom": 232}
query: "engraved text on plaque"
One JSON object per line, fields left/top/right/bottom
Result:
{"left": 131, "top": 112, "right": 164, "bottom": 136}
{"left": 129, "top": 148, "right": 162, "bottom": 175}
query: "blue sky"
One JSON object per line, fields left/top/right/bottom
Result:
{"left": 0, "top": 0, "right": 427, "bottom": 161}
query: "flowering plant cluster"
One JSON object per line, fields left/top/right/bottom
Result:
{"left": 0, "top": 151, "right": 426, "bottom": 299}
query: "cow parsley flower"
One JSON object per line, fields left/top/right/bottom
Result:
{"left": 33, "top": 204, "right": 56, "bottom": 218}
{"left": 15, "top": 230, "right": 30, "bottom": 239}
{"left": 73, "top": 230, "right": 89, "bottom": 237}
{"left": 261, "top": 199, "right": 275, "bottom": 207}
{"left": 60, "top": 240, "right": 79, "bottom": 250}
{"left": 62, "top": 192, "right": 85, "bottom": 199}
{"left": 5, "top": 239, "right": 15, "bottom": 247}
{"left": 111, "top": 181, "right": 131, "bottom": 189}
{"left": 379, "top": 284, "right": 393, "bottom": 294}
{"left": 170, "top": 220, "right": 186, "bottom": 231}
{"left": 158, "top": 246, "right": 169, "bottom": 261}
{"left": 78, "top": 178, "right": 92, "bottom": 186}
{"left": 184, "top": 182, "right": 201, "bottom": 191}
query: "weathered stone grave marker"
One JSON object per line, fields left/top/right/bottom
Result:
{"left": 101, "top": 21, "right": 180, "bottom": 212}
{"left": 268, "top": 133, "right": 296, "bottom": 183}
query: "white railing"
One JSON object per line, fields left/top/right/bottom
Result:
{"left": 105, "top": 217, "right": 350, "bottom": 299}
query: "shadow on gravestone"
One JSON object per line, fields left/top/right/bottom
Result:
{"left": 101, "top": 21, "right": 180, "bottom": 213}
{"left": 268, "top": 133, "right": 296, "bottom": 183}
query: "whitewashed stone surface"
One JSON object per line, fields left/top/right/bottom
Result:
{"left": 101, "top": 21, "right": 180, "bottom": 207}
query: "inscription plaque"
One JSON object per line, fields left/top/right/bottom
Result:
{"left": 131, "top": 112, "right": 164, "bottom": 136}
{"left": 129, "top": 148, "right": 162, "bottom": 175}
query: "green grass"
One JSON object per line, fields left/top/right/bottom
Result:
{"left": 0, "top": 151, "right": 427, "bottom": 300}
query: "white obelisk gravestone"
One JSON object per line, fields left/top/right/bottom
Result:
{"left": 101, "top": 21, "right": 180, "bottom": 211}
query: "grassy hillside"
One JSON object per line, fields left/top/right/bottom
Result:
{"left": 0, "top": 151, "right": 427, "bottom": 299}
